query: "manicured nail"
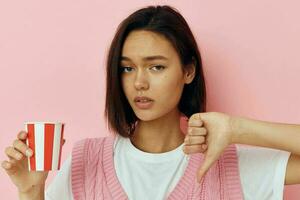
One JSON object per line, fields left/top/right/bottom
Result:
{"left": 5, "top": 162, "right": 11, "bottom": 168}
{"left": 197, "top": 176, "right": 202, "bottom": 183}
{"left": 26, "top": 149, "right": 33, "bottom": 157}
{"left": 16, "top": 153, "right": 23, "bottom": 160}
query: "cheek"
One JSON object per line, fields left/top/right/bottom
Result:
{"left": 156, "top": 76, "right": 184, "bottom": 106}
{"left": 121, "top": 78, "right": 133, "bottom": 99}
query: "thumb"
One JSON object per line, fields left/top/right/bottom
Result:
{"left": 62, "top": 139, "right": 66, "bottom": 145}
{"left": 196, "top": 151, "right": 216, "bottom": 183}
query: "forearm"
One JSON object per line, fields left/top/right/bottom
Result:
{"left": 231, "top": 116, "right": 300, "bottom": 155}
{"left": 18, "top": 184, "right": 45, "bottom": 200}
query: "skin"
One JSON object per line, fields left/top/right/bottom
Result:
{"left": 120, "top": 30, "right": 197, "bottom": 153}
{"left": 1, "top": 29, "right": 198, "bottom": 199}
{"left": 186, "top": 112, "right": 300, "bottom": 184}
{"left": 2, "top": 29, "right": 298, "bottom": 200}
{"left": 1, "top": 131, "right": 65, "bottom": 200}
{"left": 120, "top": 30, "right": 300, "bottom": 185}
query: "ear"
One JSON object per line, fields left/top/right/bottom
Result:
{"left": 183, "top": 57, "right": 196, "bottom": 84}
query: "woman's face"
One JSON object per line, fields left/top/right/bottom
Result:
{"left": 120, "top": 30, "right": 194, "bottom": 121}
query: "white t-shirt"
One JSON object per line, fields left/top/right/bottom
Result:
{"left": 45, "top": 135, "right": 291, "bottom": 200}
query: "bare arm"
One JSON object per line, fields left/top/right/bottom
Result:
{"left": 231, "top": 116, "right": 300, "bottom": 184}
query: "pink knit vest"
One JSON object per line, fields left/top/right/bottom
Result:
{"left": 71, "top": 135, "right": 244, "bottom": 200}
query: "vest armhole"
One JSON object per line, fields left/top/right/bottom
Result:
{"left": 222, "top": 144, "right": 244, "bottom": 199}
{"left": 71, "top": 138, "right": 89, "bottom": 200}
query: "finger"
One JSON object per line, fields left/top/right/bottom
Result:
{"left": 7, "top": 154, "right": 18, "bottom": 164}
{"left": 5, "top": 146, "right": 25, "bottom": 161}
{"left": 1, "top": 160, "right": 17, "bottom": 176}
{"left": 183, "top": 144, "right": 207, "bottom": 154}
{"left": 17, "top": 131, "right": 27, "bottom": 142}
{"left": 187, "top": 127, "right": 207, "bottom": 136}
{"left": 184, "top": 135, "right": 206, "bottom": 145}
{"left": 1, "top": 160, "right": 11, "bottom": 169}
{"left": 12, "top": 139, "right": 33, "bottom": 157}
{"left": 197, "top": 151, "right": 218, "bottom": 183}
{"left": 188, "top": 113, "right": 203, "bottom": 127}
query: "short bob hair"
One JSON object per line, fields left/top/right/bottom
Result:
{"left": 104, "top": 5, "right": 206, "bottom": 138}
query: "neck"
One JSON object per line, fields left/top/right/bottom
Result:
{"left": 130, "top": 109, "right": 185, "bottom": 153}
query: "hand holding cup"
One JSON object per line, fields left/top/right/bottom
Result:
{"left": 1, "top": 122, "right": 65, "bottom": 194}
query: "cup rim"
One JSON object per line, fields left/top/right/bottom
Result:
{"left": 24, "top": 121, "right": 64, "bottom": 124}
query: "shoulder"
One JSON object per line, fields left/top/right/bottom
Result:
{"left": 70, "top": 135, "right": 116, "bottom": 199}
{"left": 72, "top": 135, "right": 116, "bottom": 152}
{"left": 235, "top": 144, "right": 290, "bottom": 199}
{"left": 235, "top": 144, "right": 290, "bottom": 174}
{"left": 71, "top": 135, "right": 116, "bottom": 166}
{"left": 236, "top": 144, "right": 290, "bottom": 162}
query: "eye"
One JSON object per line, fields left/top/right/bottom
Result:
{"left": 120, "top": 66, "right": 133, "bottom": 73}
{"left": 151, "top": 65, "right": 165, "bottom": 71}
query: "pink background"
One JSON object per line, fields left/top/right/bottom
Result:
{"left": 1, "top": 0, "right": 299, "bottom": 199}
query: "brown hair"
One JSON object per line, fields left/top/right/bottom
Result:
{"left": 104, "top": 5, "right": 206, "bottom": 137}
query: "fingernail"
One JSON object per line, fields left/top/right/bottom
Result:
{"left": 182, "top": 146, "right": 186, "bottom": 153}
{"left": 197, "top": 176, "right": 202, "bottom": 183}
{"left": 26, "top": 149, "right": 33, "bottom": 157}
{"left": 5, "top": 162, "right": 11, "bottom": 168}
{"left": 16, "top": 153, "right": 23, "bottom": 160}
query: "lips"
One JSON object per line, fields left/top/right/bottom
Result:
{"left": 134, "top": 96, "right": 154, "bottom": 102}
{"left": 134, "top": 96, "right": 154, "bottom": 109}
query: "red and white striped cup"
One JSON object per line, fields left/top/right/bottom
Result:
{"left": 24, "top": 122, "right": 65, "bottom": 171}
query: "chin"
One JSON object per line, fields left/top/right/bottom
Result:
{"left": 133, "top": 110, "right": 159, "bottom": 122}
{"left": 134, "top": 108, "right": 175, "bottom": 122}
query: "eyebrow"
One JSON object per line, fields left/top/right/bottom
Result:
{"left": 120, "top": 55, "right": 168, "bottom": 62}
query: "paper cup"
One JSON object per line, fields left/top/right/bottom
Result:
{"left": 24, "top": 121, "right": 65, "bottom": 171}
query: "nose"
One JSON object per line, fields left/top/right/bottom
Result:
{"left": 134, "top": 69, "right": 149, "bottom": 90}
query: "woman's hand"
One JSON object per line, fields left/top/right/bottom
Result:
{"left": 1, "top": 130, "right": 65, "bottom": 194}
{"left": 183, "top": 112, "right": 235, "bottom": 183}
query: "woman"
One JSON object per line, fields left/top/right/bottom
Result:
{"left": 2, "top": 5, "right": 300, "bottom": 200}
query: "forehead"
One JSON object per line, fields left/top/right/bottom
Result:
{"left": 121, "top": 30, "right": 177, "bottom": 61}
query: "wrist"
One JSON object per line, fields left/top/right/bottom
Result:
{"left": 18, "top": 184, "right": 45, "bottom": 200}
{"left": 230, "top": 116, "right": 244, "bottom": 144}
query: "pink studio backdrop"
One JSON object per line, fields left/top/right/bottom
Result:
{"left": 0, "top": 0, "right": 299, "bottom": 199}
